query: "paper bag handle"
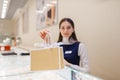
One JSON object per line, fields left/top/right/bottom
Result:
{"left": 44, "top": 32, "right": 53, "bottom": 47}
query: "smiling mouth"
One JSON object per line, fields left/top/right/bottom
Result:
{"left": 63, "top": 34, "right": 70, "bottom": 37}
{"left": 64, "top": 34, "right": 69, "bottom": 35}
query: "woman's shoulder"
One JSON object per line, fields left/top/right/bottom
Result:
{"left": 78, "top": 42, "right": 87, "bottom": 48}
{"left": 79, "top": 42, "right": 85, "bottom": 45}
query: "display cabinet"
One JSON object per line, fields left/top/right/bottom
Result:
{"left": 0, "top": 48, "right": 103, "bottom": 80}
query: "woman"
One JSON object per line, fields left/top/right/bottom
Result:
{"left": 40, "top": 18, "right": 89, "bottom": 72}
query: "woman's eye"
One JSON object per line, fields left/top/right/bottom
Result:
{"left": 60, "top": 27, "right": 65, "bottom": 29}
{"left": 67, "top": 26, "right": 71, "bottom": 29}
{"left": 67, "top": 27, "right": 71, "bottom": 29}
{"left": 60, "top": 26, "right": 72, "bottom": 30}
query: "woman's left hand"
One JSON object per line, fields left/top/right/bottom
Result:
{"left": 64, "top": 59, "right": 72, "bottom": 66}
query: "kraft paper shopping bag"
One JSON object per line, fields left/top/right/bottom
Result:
{"left": 30, "top": 47, "right": 64, "bottom": 71}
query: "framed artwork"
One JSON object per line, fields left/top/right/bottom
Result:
{"left": 36, "top": 10, "right": 46, "bottom": 29}
{"left": 36, "top": 0, "right": 58, "bottom": 30}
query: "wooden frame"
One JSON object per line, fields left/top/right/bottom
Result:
{"left": 36, "top": 0, "right": 58, "bottom": 30}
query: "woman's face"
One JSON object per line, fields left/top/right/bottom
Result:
{"left": 60, "top": 21, "right": 74, "bottom": 38}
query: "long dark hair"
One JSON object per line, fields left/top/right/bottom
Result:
{"left": 57, "top": 18, "right": 78, "bottom": 42}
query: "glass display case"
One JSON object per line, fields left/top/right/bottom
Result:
{"left": 0, "top": 48, "right": 103, "bottom": 80}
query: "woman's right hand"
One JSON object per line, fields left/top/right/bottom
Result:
{"left": 39, "top": 30, "right": 49, "bottom": 40}
{"left": 39, "top": 30, "right": 51, "bottom": 44}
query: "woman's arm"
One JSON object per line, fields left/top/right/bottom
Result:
{"left": 78, "top": 43, "right": 89, "bottom": 72}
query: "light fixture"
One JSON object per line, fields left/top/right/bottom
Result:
{"left": 1, "top": 0, "right": 11, "bottom": 19}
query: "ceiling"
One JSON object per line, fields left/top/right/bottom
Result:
{"left": 0, "top": 0, "right": 28, "bottom": 20}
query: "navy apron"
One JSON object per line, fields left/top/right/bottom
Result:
{"left": 60, "top": 42, "right": 80, "bottom": 65}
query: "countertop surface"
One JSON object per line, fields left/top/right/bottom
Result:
{"left": 0, "top": 48, "right": 68, "bottom": 80}
{"left": 0, "top": 47, "right": 102, "bottom": 80}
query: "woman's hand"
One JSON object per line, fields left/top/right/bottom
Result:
{"left": 39, "top": 30, "right": 51, "bottom": 44}
{"left": 64, "top": 59, "right": 72, "bottom": 66}
{"left": 39, "top": 30, "right": 49, "bottom": 40}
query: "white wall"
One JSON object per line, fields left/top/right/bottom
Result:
{"left": 0, "top": 19, "right": 15, "bottom": 35}
{"left": 59, "top": 0, "right": 120, "bottom": 80}
{"left": 15, "top": 0, "right": 59, "bottom": 46}
{"left": 0, "top": 19, "right": 15, "bottom": 42}
{"left": 14, "top": 0, "right": 120, "bottom": 80}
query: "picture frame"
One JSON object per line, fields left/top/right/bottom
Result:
{"left": 36, "top": 0, "right": 58, "bottom": 30}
